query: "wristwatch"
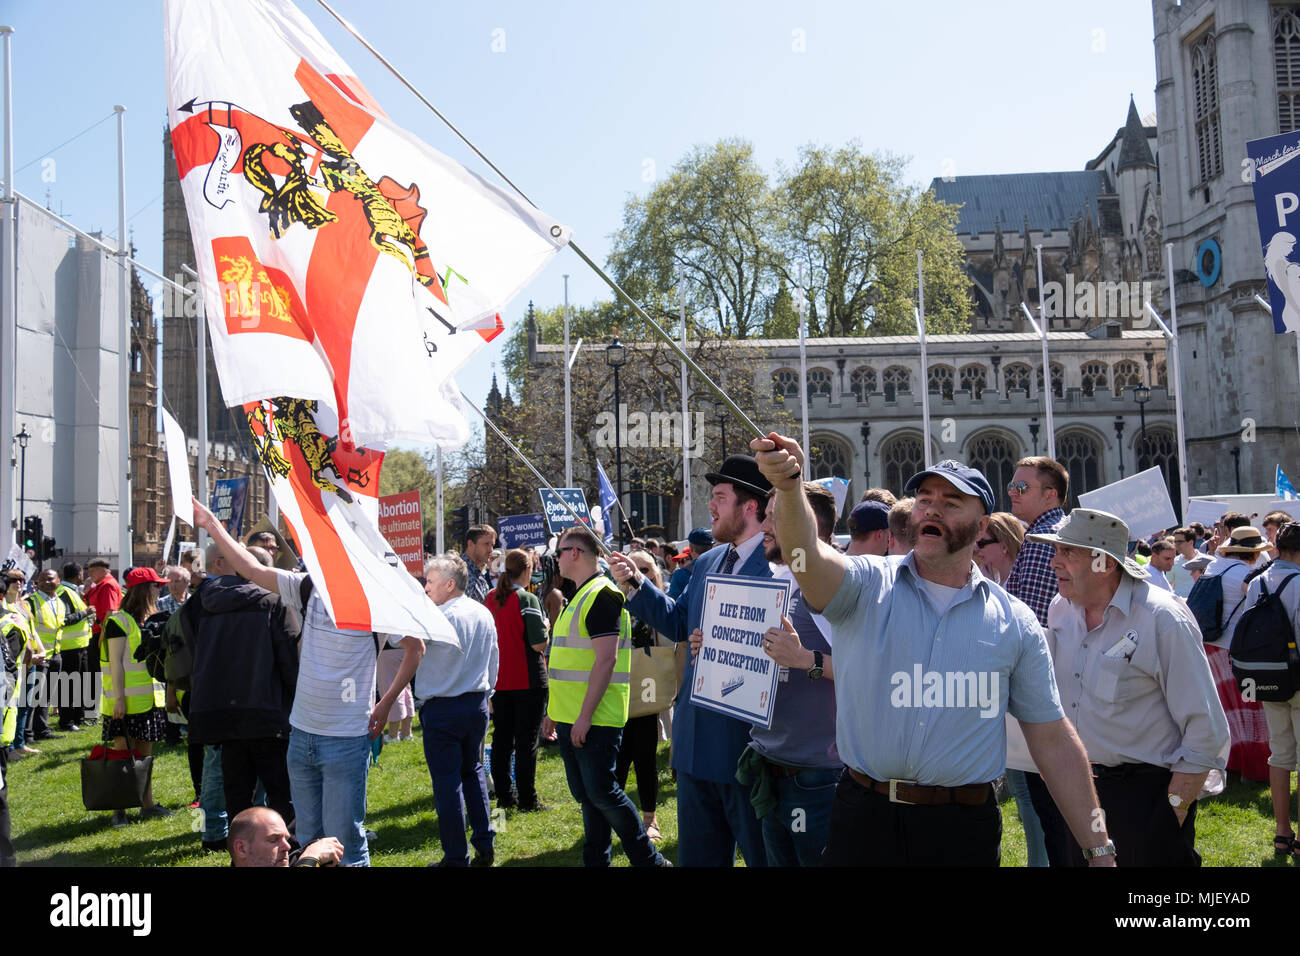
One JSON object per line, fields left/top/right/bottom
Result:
{"left": 807, "top": 650, "right": 824, "bottom": 680}
{"left": 1082, "top": 840, "right": 1117, "bottom": 862}
{"left": 292, "top": 856, "right": 321, "bottom": 868}
{"left": 1168, "top": 793, "right": 1187, "bottom": 810}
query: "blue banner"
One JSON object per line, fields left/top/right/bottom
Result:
{"left": 1248, "top": 129, "right": 1300, "bottom": 334}
{"left": 595, "top": 459, "right": 619, "bottom": 545}
{"left": 537, "top": 487, "right": 592, "bottom": 534}
{"left": 210, "top": 477, "right": 249, "bottom": 537}
{"left": 498, "top": 513, "right": 550, "bottom": 550}
{"left": 1279, "top": 465, "right": 1298, "bottom": 501}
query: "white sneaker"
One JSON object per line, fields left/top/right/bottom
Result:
{"left": 382, "top": 734, "right": 398, "bottom": 744}
{"left": 399, "top": 732, "right": 413, "bottom": 742}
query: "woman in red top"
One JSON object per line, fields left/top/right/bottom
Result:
{"left": 487, "top": 549, "right": 550, "bottom": 812}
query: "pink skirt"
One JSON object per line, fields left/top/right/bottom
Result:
{"left": 1204, "top": 643, "right": 1270, "bottom": 782}
{"left": 377, "top": 646, "right": 415, "bottom": 721}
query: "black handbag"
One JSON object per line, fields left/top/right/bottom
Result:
{"left": 80, "top": 738, "right": 153, "bottom": 811}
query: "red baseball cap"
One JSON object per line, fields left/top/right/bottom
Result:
{"left": 125, "top": 567, "right": 167, "bottom": 587}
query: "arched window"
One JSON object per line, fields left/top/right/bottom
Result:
{"left": 1112, "top": 360, "right": 1142, "bottom": 396}
{"left": 928, "top": 364, "right": 955, "bottom": 400}
{"left": 771, "top": 368, "right": 799, "bottom": 404}
{"left": 1080, "top": 361, "right": 1109, "bottom": 397}
{"left": 1036, "top": 362, "right": 1065, "bottom": 398}
{"left": 1155, "top": 361, "right": 1168, "bottom": 388}
{"left": 881, "top": 432, "right": 926, "bottom": 497}
{"left": 882, "top": 366, "right": 910, "bottom": 402}
{"left": 1136, "top": 426, "right": 1180, "bottom": 515}
{"left": 809, "top": 432, "right": 852, "bottom": 480}
{"left": 1003, "top": 362, "right": 1033, "bottom": 394}
{"left": 959, "top": 363, "right": 987, "bottom": 399}
{"left": 1058, "top": 431, "right": 1103, "bottom": 509}
{"left": 807, "top": 367, "right": 833, "bottom": 401}
{"left": 966, "top": 431, "right": 1021, "bottom": 512}
{"left": 849, "top": 366, "right": 876, "bottom": 402}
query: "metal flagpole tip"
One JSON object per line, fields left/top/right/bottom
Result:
{"left": 113, "top": 105, "right": 125, "bottom": 113}
{"left": 0, "top": 26, "right": 14, "bottom": 35}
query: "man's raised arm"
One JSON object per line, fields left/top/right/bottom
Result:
{"left": 191, "top": 496, "right": 283, "bottom": 594}
{"left": 751, "top": 433, "right": 846, "bottom": 611}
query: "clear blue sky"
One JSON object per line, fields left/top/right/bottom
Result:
{"left": 4, "top": 0, "right": 1159, "bottom": 452}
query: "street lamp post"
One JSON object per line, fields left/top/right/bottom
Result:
{"left": 1028, "top": 418, "right": 1040, "bottom": 457}
{"left": 714, "top": 398, "right": 728, "bottom": 459}
{"left": 605, "top": 337, "right": 627, "bottom": 549}
{"left": 1113, "top": 415, "right": 1126, "bottom": 478}
{"left": 15, "top": 423, "right": 28, "bottom": 539}
{"left": 1230, "top": 447, "right": 1241, "bottom": 494}
{"left": 1133, "top": 384, "right": 1151, "bottom": 471}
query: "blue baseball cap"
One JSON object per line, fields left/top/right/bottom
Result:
{"left": 847, "top": 500, "right": 890, "bottom": 534}
{"left": 688, "top": 527, "right": 714, "bottom": 548}
{"left": 903, "top": 460, "right": 996, "bottom": 515}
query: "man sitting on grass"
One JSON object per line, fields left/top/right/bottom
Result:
{"left": 228, "top": 807, "right": 342, "bottom": 868}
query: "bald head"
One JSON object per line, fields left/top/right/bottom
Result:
{"left": 228, "top": 807, "right": 292, "bottom": 867}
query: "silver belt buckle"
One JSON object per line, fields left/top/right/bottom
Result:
{"left": 888, "top": 778, "right": 919, "bottom": 804}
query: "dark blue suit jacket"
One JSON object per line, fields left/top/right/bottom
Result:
{"left": 625, "top": 541, "right": 772, "bottom": 785}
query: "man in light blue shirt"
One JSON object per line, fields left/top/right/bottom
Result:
{"left": 753, "top": 435, "right": 1117, "bottom": 867}
{"left": 416, "top": 553, "right": 497, "bottom": 867}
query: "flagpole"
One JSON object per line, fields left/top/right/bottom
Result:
{"left": 916, "top": 251, "right": 932, "bottom": 469}
{"left": 1033, "top": 244, "right": 1056, "bottom": 460}
{"left": 1166, "top": 242, "right": 1189, "bottom": 515}
{"left": 1020, "top": 303, "right": 1057, "bottom": 460}
{"left": 315, "top": 0, "right": 765, "bottom": 441}
{"left": 563, "top": 274, "right": 572, "bottom": 488}
{"left": 182, "top": 264, "right": 210, "bottom": 556}
{"left": 115, "top": 105, "right": 132, "bottom": 570}
{"left": 0, "top": 25, "right": 15, "bottom": 550}
{"left": 797, "top": 264, "right": 810, "bottom": 478}
{"left": 435, "top": 445, "right": 444, "bottom": 553}
{"left": 679, "top": 265, "right": 692, "bottom": 537}
{"left": 461, "top": 389, "right": 612, "bottom": 558}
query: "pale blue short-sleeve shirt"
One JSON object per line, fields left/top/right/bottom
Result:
{"left": 820, "top": 553, "right": 1063, "bottom": 786}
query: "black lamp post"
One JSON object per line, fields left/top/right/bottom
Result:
{"left": 1113, "top": 415, "right": 1126, "bottom": 478}
{"left": 1028, "top": 417, "right": 1040, "bottom": 456}
{"left": 860, "top": 421, "right": 871, "bottom": 486}
{"left": 1133, "top": 384, "right": 1151, "bottom": 470}
{"left": 605, "top": 337, "right": 627, "bottom": 549}
{"left": 1230, "top": 447, "right": 1241, "bottom": 494}
{"left": 714, "top": 398, "right": 728, "bottom": 459}
{"left": 15, "top": 424, "right": 29, "bottom": 537}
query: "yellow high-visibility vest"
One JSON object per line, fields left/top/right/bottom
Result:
{"left": 55, "top": 584, "right": 91, "bottom": 651}
{"left": 99, "top": 611, "right": 164, "bottom": 716}
{"left": 547, "top": 575, "right": 631, "bottom": 728}
{"left": 25, "top": 591, "right": 62, "bottom": 655}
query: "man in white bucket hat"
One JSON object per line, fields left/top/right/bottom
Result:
{"left": 1025, "top": 508, "right": 1228, "bottom": 867}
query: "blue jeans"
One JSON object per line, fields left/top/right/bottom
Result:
{"left": 760, "top": 767, "right": 838, "bottom": 867}
{"left": 12, "top": 669, "right": 37, "bottom": 749}
{"left": 676, "top": 770, "right": 767, "bottom": 867}
{"left": 419, "top": 693, "right": 494, "bottom": 866}
{"left": 201, "top": 745, "right": 228, "bottom": 842}
{"left": 556, "top": 722, "right": 664, "bottom": 867}
{"left": 287, "top": 728, "right": 371, "bottom": 866}
{"left": 1005, "top": 768, "right": 1048, "bottom": 867}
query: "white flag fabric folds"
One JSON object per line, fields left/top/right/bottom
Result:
{"left": 243, "top": 396, "right": 458, "bottom": 645}
{"left": 165, "top": 0, "right": 570, "bottom": 448}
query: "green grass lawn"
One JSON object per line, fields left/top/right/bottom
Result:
{"left": 6, "top": 724, "right": 1294, "bottom": 866}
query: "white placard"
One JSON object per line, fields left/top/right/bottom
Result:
{"left": 689, "top": 574, "right": 792, "bottom": 728}
{"left": 1077, "top": 466, "right": 1178, "bottom": 541}
{"left": 1185, "top": 499, "right": 1230, "bottom": 527}
{"left": 162, "top": 409, "right": 194, "bottom": 527}
{"left": 1261, "top": 499, "right": 1300, "bottom": 521}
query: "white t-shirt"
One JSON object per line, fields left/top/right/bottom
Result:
{"left": 275, "top": 569, "right": 387, "bottom": 738}
{"left": 919, "top": 577, "right": 962, "bottom": 615}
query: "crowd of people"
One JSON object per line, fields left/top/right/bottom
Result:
{"left": 2, "top": 434, "right": 1299, "bottom": 868}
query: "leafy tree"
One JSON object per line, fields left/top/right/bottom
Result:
{"left": 608, "top": 139, "right": 776, "bottom": 340}
{"left": 775, "top": 143, "right": 972, "bottom": 337}
{"left": 377, "top": 448, "right": 441, "bottom": 535}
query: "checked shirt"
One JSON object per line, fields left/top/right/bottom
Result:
{"left": 1004, "top": 507, "right": 1065, "bottom": 627}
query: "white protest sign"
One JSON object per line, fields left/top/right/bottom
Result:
{"left": 812, "top": 476, "right": 850, "bottom": 517}
{"left": 1261, "top": 499, "right": 1300, "bottom": 521}
{"left": 161, "top": 409, "right": 194, "bottom": 527}
{"left": 1077, "top": 466, "right": 1178, "bottom": 541}
{"left": 1188, "top": 493, "right": 1277, "bottom": 521}
{"left": 690, "top": 574, "right": 792, "bottom": 729}
{"left": 1185, "top": 498, "right": 1230, "bottom": 528}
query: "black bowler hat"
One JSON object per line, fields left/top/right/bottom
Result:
{"left": 705, "top": 455, "right": 773, "bottom": 498}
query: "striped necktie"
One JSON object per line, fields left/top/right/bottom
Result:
{"left": 721, "top": 546, "right": 740, "bottom": 574}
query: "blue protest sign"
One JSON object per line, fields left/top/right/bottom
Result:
{"left": 210, "top": 477, "right": 249, "bottom": 536}
{"left": 537, "top": 488, "right": 592, "bottom": 534}
{"left": 498, "top": 513, "right": 550, "bottom": 549}
{"left": 1248, "top": 129, "right": 1300, "bottom": 333}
